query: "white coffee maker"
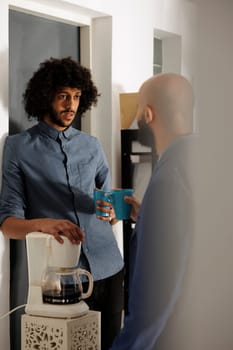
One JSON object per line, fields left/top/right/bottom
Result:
{"left": 25, "top": 232, "right": 93, "bottom": 318}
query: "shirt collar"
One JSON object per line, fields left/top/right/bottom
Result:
{"left": 38, "top": 121, "right": 75, "bottom": 140}
{"left": 155, "top": 134, "right": 197, "bottom": 168}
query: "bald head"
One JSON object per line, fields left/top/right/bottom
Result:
{"left": 139, "top": 73, "right": 194, "bottom": 135}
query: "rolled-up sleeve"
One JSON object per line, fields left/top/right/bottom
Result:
{"left": 0, "top": 137, "right": 26, "bottom": 224}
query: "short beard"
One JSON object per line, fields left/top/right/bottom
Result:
{"left": 137, "top": 118, "right": 155, "bottom": 148}
{"left": 48, "top": 107, "right": 74, "bottom": 128}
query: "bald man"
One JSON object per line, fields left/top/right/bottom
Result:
{"left": 110, "top": 73, "right": 196, "bottom": 350}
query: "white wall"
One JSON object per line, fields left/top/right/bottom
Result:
{"left": 0, "top": 1, "right": 10, "bottom": 347}
{"left": 0, "top": 0, "right": 197, "bottom": 348}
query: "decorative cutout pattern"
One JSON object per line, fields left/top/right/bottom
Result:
{"left": 24, "top": 322, "right": 63, "bottom": 349}
{"left": 70, "top": 320, "right": 99, "bottom": 350}
{"left": 22, "top": 312, "right": 100, "bottom": 349}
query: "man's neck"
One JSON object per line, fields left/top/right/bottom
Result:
{"left": 156, "top": 133, "right": 177, "bottom": 158}
{"left": 43, "top": 116, "right": 67, "bottom": 132}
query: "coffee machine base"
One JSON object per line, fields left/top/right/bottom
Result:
{"left": 21, "top": 310, "right": 101, "bottom": 349}
{"left": 25, "top": 299, "right": 89, "bottom": 318}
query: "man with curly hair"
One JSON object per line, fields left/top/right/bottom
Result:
{"left": 0, "top": 57, "right": 124, "bottom": 350}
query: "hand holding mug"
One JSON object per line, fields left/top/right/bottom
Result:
{"left": 124, "top": 195, "right": 141, "bottom": 222}
{"left": 96, "top": 198, "right": 116, "bottom": 222}
{"left": 94, "top": 188, "right": 134, "bottom": 221}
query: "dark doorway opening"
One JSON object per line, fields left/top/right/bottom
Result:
{"left": 9, "top": 10, "right": 81, "bottom": 350}
{"left": 9, "top": 9, "right": 81, "bottom": 134}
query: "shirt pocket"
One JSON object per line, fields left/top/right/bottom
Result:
{"left": 76, "top": 161, "right": 96, "bottom": 195}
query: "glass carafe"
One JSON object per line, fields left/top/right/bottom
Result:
{"left": 42, "top": 267, "right": 93, "bottom": 305}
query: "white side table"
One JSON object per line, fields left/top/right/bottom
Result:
{"left": 21, "top": 310, "right": 100, "bottom": 349}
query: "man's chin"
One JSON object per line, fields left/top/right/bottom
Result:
{"left": 63, "top": 119, "right": 73, "bottom": 125}
{"left": 57, "top": 118, "right": 74, "bottom": 128}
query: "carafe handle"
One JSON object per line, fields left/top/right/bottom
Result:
{"left": 77, "top": 268, "right": 94, "bottom": 299}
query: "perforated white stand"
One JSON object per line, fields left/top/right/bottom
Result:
{"left": 21, "top": 310, "right": 101, "bottom": 349}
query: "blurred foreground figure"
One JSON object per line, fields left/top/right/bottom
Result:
{"left": 111, "top": 73, "right": 197, "bottom": 350}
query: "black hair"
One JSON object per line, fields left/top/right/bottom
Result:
{"left": 23, "top": 57, "right": 99, "bottom": 120}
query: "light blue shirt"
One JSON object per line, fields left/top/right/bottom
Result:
{"left": 0, "top": 121, "right": 123, "bottom": 280}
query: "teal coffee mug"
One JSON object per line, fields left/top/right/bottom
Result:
{"left": 94, "top": 188, "right": 134, "bottom": 220}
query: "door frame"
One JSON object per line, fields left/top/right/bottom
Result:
{"left": 8, "top": 0, "right": 113, "bottom": 138}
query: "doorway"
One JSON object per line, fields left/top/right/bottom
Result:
{"left": 9, "top": 9, "right": 81, "bottom": 134}
{"left": 9, "top": 9, "right": 81, "bottom": 350}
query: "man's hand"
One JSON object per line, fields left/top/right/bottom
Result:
{"left": 38, "top": 218, "right": 85, "bottom": 244}
{"left": 124, "top": 196, "right": 141, "bottom": 222}
{"left": 95, "top": 196, "right": 141, "bottom": 224}
{"left": 95, "top": 200, "right": 117, "bottom": 224}
{"left": 1, "top": 217, "right": 85, "bottom": 244}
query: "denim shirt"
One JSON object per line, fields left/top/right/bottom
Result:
{"left": 0, "top": 121, "right": 123, "bottom": 280}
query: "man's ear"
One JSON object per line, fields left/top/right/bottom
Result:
{"left": 145, "top": 105, "right": 154, "bottom": 124}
